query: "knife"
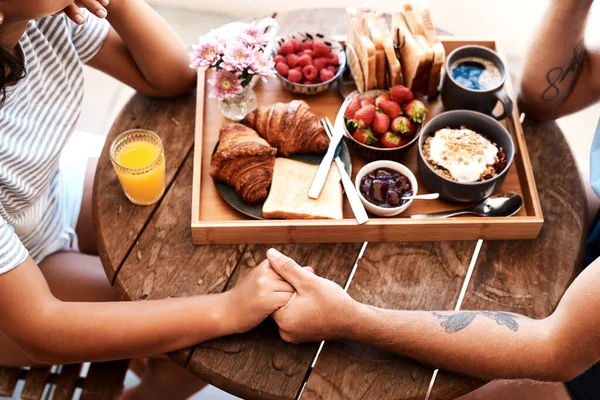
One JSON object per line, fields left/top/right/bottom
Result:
{"left": 323, "top": 118, "right": 369, "bottom": 225}
{"left": 308, "top": 92, "right": 358, "bottom": 199}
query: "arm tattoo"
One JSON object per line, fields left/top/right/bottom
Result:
{"left": 541, "top": 39, "right": 586, "bottom": 101}
{"left": 432, "top": 311, "right": 519, "bottom": 334}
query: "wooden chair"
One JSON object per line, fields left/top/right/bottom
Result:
{"left": 0, "top": 360, "right": 129, "bottom": 400}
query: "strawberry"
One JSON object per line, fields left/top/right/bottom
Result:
{"left": 287, "top": 69, "right": 302, "bottom": 83}
{"left": 302, "top": 64, "right": 318, "bottom": 81}
{"left": 352, "top": 128, "right": 377, "bottom": 145}
{"left": 375, "top": 93, "right": 391, "bottom": 107}
{"left": 275, "top": 62, "right": 289, "bottom": 77}
{"left": 372, "top": 113, "right": 391, "bottom": 134}
{"left": 344, "top": 97, "right": 362, "bottom": 120}
{"left": 279, "top": 41, "right": 294, "bottom": 56}
{"left": 319, "top": 68, "right": 335, "bottom": 82}
{"left": 273, "top": 55, "right": 286, "bottom": 65}
{"left": 361, "top": 98, "right": 376, "bottom": 107}
{"left": 378, "top": 100, "right": 402, "bottom": 119}
{"left": 289, "top": 38, "right": 302, "bottom": 52}
{"left": 312, "top": 57, "right": 328, "bottom": 71}
{"left": 327, "top": 53, "right": 339, "bottom": 66}
{"left": 404, "top": 100, "right": 428, "bottom": 123}
{"left": 390, "top": 85, "right": 413, "bottom": 104}
{"left": 391, "top": 116, "right": 416, "bottom": 136}
{"left": 313, "top": 40, "right": 330, "bottom": 58}
{"left": 380, "top": 132, "right": 403, "bottom": 148}
{"left": 301, "top": 40, "right": 314, "bottom": 51}
{"left": 298, "top": 54, "right": 312, "bottom": 67}
{"left": 354, "top": 105, "right": 376, "bottom": 128}
{"left": 286, "top": 53, "right": 299, "bottom": 68}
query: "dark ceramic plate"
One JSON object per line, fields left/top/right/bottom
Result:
{"left": 213, "top": 142, "right": 353, "bottom": 219}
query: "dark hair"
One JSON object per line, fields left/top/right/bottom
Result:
{"left": 0, "top": 46, "right": 26, "bottom": 107}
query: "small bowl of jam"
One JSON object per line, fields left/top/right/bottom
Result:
{"left": 355, "top": 161, "right": 418, "bottom": 217}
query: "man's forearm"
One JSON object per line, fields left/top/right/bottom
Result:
{"left": 343, "top": 304, "right": 567, "bottom": 381}
{"left": 106, "top": 0, "right": 196, "bottom": 92}
{"left": 519, "top": 0, "right": 594, "bottom": 118}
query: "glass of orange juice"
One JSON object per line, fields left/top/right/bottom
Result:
{"left": 110, "top": 129, "right": 166, "bottom": 206}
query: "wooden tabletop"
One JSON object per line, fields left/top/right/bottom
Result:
{"left": 93, "top": 8, "right": 587, "bottom": 400}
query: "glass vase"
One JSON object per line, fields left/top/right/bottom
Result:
{"left": 218, "top": 80, "right": 258, "bottom": 121}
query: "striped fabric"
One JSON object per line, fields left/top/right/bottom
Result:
{"left": 0, "top": 11, "right": 109, "bottom": 275}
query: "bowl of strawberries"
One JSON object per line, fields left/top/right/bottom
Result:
{"left": 273, "top": 32, "right": 346, "bottom": 96}
{"left": 342, "top": 85, "right": 428, "bottom": 159}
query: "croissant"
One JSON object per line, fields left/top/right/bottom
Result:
{"left": 243, "top": 100, "right": 330, "bottom": 156}
{"left": 210, "top": 123, "right": 277, "bottom": 204}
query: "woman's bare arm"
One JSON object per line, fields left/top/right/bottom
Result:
{"left": 0, "top": 257, "right": 293, "bottom": 365}
{"left": 68, "top": 0, "right": 197, "bottom": 97}
{"left": 518, "top": 0, "right": 600, "bottom": 120}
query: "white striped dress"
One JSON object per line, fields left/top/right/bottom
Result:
{"left": 0, "top": 11, "right": 109, "bottom": 275}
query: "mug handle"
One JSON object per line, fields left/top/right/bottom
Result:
{"left": 492, "top": 90, "right": 514, "bottom": 120}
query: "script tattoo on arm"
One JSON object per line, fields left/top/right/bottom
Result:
{"left": 432, "top": 311, "right": 519, "bottom": 334}
{"left": 541, "top": 40, "right": 586, "bottom": 101}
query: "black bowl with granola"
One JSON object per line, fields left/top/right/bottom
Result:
{"left": 417, "top": 110, "right": 514, "bottom": 203}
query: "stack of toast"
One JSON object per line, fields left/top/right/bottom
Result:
{"left": 346, "top": 4, "right": 445, "bottom": 98}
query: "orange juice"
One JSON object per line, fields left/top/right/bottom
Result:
{"left": 110, "top": 130, "right": 166, "bottom": 206}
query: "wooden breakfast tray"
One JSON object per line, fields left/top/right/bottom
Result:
{"left": 191, "top": 37, "right": 544, "bottom": 245}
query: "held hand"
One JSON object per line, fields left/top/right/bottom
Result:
{"left": 63, "top": 0, "right": 110, "bottom": 25}
{"left": 223, "top": 260, "right": 295, "bottom": 334}
{"left": 267, "top": 249, "right": 358, "bottom": 343}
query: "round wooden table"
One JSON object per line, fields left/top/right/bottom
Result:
{"left": 93, "top": 9, "right": 587, "bottom": 400}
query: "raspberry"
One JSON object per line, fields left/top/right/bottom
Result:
{"left": 327, "top": 54, "right": 339, "bottom": 66}
{"left": 302, "top": 49, "right": 313, "bottom": 58}
{"left": 304, "top": 80, "right": 316, "bottom": 85}
{"left": 273, "top": 55, "right": 286, "bottom": 65}
{"left": 319, "top": 68, "right": 335, "bottom": 82}
{"left": 279, "top": 41, "right": 294, "bottom": 56}
{"left": 289, "top": 38, "right": 301, "bottom": 52}
{"left": 287, "top": 69, "right": 302, "bottom": 83}
{"left": 312, "top": 57, "right": 328, "bottom": 71}
{"left": 302, "top": 64, "right": 318, "bottom": 81}
{"left": 301, "top": 40, "right": 314, "bottom": 50}
{"left": 275, "top": 62, "right": 289, "bottom": 77}
{"left": 298, "top": 54, "right": 312, "bottom": 67}
{"left": 286, "top": 53, "right": 299, "bottom": 68}
{"left": 326, "top": 65, "right": 337, "bottom": 73}
{"left": 313, "top": 40, "right": 330, "bottom": 58}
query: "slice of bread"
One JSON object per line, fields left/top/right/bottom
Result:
{"left": 391, "top": 11, "right": 429, "bottom": 96}
{"left": 347, "top": 7, "right": 377, "bottom": 91}
{"left": 361, "top": 10, "right": 386, "bottom": 90}
{"left": 262, "top": 158, "right": 343, "bottom": 220}
{"left": 375, "top": 11, "right": 403, "bottom": 87}
{"left": 401, "top": 4, "right": 434, "bottom": 97}
{"left": 421, "top": 8, "right": 446, "bottom": 98}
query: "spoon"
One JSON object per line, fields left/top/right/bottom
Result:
{"left": 410, "top": 192, "right": 523, "bottom": 219}
{"left": 402, "top": 193, "right": 440, "bottom": 201}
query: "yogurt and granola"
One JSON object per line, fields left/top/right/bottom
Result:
{"left": 423, "top": 127, "right": 507, "bottom": 182}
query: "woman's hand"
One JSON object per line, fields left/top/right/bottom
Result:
{"left": 63, "top": 0, "right": 110, "bottom": 25}
{"left": 222, "top": 260, "right": 296, "bottom": 335}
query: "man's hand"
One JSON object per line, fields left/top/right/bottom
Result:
{"left": 63, "top": 0, "right": 110, "bottom": 24}
{"left": 267, "top": 249, "right": 358, "bottom": 343}
{"left": 223, "top": 260, "right": 295, "bottom": 335}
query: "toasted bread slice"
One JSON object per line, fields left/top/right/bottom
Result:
{"left": 376, "top": 11, "right": 403, "bottom": 87}
{"left": 421, "top": 8, "right": 446, "bottom": 98}
{"left": 262, "top": 158, "right": 343, "bottom": 220}
{"left": 347, "top": 7, "right": 377, "bottom": 91}
{"left": 401, "top": 4, "right": 434, "bottom": 97}
{"left": 391, "top": 12, "right": 429, "bottom": 96}
{"left": 361, "top": 10, "right": 386, "bottom": 90}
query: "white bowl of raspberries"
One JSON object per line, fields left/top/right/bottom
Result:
{"left": 273, "top": 32, "right": 346, "bottom": 95}
{"left": 343, "top": 85, "right": 428, "bottom": 158}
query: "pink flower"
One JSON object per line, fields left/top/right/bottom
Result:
{"left": 238, "top": 22, "right": 269, "bottom": 48}
{"left": 189, "top": 36, "right": 223, "bottom": 69}
{"left": 208, "top": 69, "right": 243, "bottom": 100}
{"left": 249, "top": 51, "right": 275, "bottom": 82}
{"left": 221, "top": 42, "right": 255, "bottom": 72}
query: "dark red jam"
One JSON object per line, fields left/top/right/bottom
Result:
{"left": 359, "top": 168, "right": 413, "bottom": 208}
